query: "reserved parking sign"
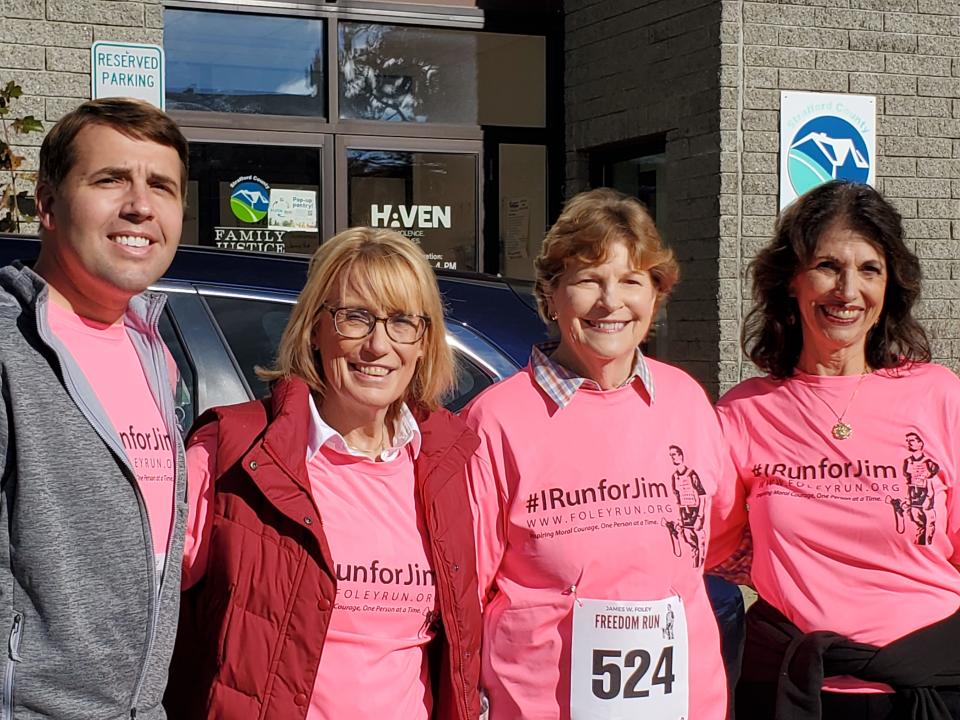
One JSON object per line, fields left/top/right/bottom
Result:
{"left": 91, "top": 41, "right": 165, "bottom": 109}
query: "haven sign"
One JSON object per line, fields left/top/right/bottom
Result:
{"left": 779, "top": 91, "right": 875, "bottom": 209}
{"left": 91, "top": 42, "right": 165, "bottom": 110}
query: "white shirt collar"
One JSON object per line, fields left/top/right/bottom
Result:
{"left": 306, "top": 394, "right": 421, "bottom": 462}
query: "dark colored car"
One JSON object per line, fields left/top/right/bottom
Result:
{"left": 0, "top": 235, "right": 548, "bottom": 430}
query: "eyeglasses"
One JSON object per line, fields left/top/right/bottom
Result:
{"left": 322, "top": 304, "right": 430, "bottom": 344}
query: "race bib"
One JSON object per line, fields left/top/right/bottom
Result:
{"left": 570, "top": 596, "right": 689, "bottom": 720}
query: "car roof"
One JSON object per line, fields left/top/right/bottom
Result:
{"left": 0, "top": 235, "right": 547, "bottom": 367}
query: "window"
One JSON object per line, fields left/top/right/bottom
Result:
{"left": 165, "top": 9, "right": 326, "bottom": 117}
{"left": 604, "top": 155, "right": 663, "bottom": 222}
{"left": 184, "top": 142, "right": 322, "bottom": 255}
{"left": 204, "top": 295, "right": 293, "bottom": 399}
{"left": 339, "top": 22, "right": 545, "bottom": 126}
{"left": 447, "top": 355, "right": 495, "bottom": 413}
{"left": 158, "top": 308, "right": 196, "bottom": 435}
{"left": 165, "top": 6, "right": 555, "bottom": 280}
{"left": 346, "top": 148, "right": 479, "bottom": 271}
{"left": 591, "top": 140, "right": 666, "bottom": 223}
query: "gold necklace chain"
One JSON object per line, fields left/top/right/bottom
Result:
{"left": 804, "top": 370, "right": 870, "bottom": 440}
{"left": 345, "top": 421, "right": 389, "bottom": 458}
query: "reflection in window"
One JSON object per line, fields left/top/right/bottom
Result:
{"left": 339, "top": 23, "right": 544, "bottom": 126}
{"left": 347, "top": 149, "right": 478, "bottom": 271}
{"left": 606, "top": 154, "right": 664, "bottom": 222}
{"left": 165, "top": 9, "right": 326, "bottom": 117}
{"left": 447, "top": 355, "right": 495, "bottom": 413}
{"left": 339, "top": 23, "right": 458, "bottom": 123}
{"left": 204, "top": 296, "right": 293, "bottom": 399}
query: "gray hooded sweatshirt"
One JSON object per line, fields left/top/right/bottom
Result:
{"left": 0, "top": 264, "right": 187, "bottom": 719}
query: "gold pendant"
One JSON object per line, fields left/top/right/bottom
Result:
{"left": 832, "top": 422, "right": 852, "bottom": 440}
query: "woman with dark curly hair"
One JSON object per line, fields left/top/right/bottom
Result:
{"left": 713, "top": 180, "right": 960, "bottom": 720}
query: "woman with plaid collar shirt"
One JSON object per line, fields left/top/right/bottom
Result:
{"left": 461, "top": 188, "right": 739, "bottom": 720}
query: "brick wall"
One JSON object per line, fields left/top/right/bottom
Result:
{"left": 720, "top": 0, "right": 960, "bottom": 393}
{"left": 565, "top": 0, "right": 725, "bottom": 393}
{"left": 0, "top": 0, "right": 160, "bottom": 213}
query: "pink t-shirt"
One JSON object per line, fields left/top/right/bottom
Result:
{"left": 185, "top": 403, "right": 437, "bottom": 720}
{"left": 48, "top": 301, "right": 176, "bottom": 577}
{"left": 716, "top": 363, "right": 960, "bottom": 692}
{"left": 463, "top": 359, "right": 736, "bottom": 720}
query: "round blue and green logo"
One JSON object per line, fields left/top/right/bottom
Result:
{"left": 788, "top": 116, "right": 870, "bottom": 197}
{"left": 230, "top": 179, "right": 270, "bottom": 223}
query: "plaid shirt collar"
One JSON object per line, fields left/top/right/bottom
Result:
{"left": 530, "top": 340, "right": 656, "bottom": 410}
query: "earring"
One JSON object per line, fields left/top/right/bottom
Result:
{"left": 550, "top": 313, "right": 558, "bottom": 321}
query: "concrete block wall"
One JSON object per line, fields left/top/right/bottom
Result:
{"left": 0, "top": 0, "right": 160, "bottom": 206}
{"left": 565, "top": 0, "right": 725, "bottom": 393}
{"left": 720, "top": 0, "right": 960, "bottom": 393}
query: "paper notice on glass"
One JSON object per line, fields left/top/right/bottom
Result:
{"left": 504, "top": 198, "right": 530, "bottom": 259}
{"left": 269, "top": 188, "right": 318, "bottom": 231}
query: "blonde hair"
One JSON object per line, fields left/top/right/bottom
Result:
{"left": 534, "top": 187, "right": 679, "bottom": 324}
{"left": 258, "top": 227, "right": 455, "bottom": 414}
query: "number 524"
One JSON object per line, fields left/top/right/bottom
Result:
{"left": 591, "top": 647, "right": 675, "bottom": 700}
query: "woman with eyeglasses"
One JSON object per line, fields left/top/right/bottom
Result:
{"left": 164, "top": 228, "right": 483, "bottom": 720}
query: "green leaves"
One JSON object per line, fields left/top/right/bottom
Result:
{"left": 0, "top": 81, "right": 23, "bottom": 102}
{"left": 11, "top": 116, "right": 42, "bottom": 134}
{"left": 0, "top": 82, "right": 43, "bottom": 233}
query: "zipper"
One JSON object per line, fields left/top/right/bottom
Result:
{"left": 3, "top": 613, "right": 23, "bottom": 720}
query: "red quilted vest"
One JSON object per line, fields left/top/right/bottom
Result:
{"left": 164, "top": 378, "right": 483, "bottom": 720}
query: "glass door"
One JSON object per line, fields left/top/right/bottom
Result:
{"left": 181, "top": 129, "right": 334, "bottom": 256}
{"left": 336, "top": 135, "right": 482, "bottom": 272}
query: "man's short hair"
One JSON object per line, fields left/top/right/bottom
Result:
{"left": 38, "top": 98, "right": 188, "bottom": 197}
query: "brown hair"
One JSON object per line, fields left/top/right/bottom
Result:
{"left": 744, "top": 180, "right": 930, "bottom": 378}
{"left": 534, "top": 187, "right": 679, "bottom": 325}
{"left": 38, "top": 98, "right": 188, "bottom": 196}
{"left": 258, "top": 227, "right": 455, "bottom": 416}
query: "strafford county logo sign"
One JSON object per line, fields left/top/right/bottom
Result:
{"left": 230, "top": 176, "right": 270, "bottom": 223}
{"left": 779, "top": 91, "right": 876, "bottom": 209}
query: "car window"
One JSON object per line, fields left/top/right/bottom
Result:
{"left": 448, "top": 354, "right": 495, "bottom": 413}
{"left": 158, "top": 307, "right": 197, "bottom": 435}
{"left": 203, "top": 295, "right": 292, "bottom": 399}
{"left": 203, "top": 294, "right": 500, "bottom": 410}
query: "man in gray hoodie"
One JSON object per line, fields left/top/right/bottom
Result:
{"left": 0, "top": 98, "right": 188, "bottom": 719}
